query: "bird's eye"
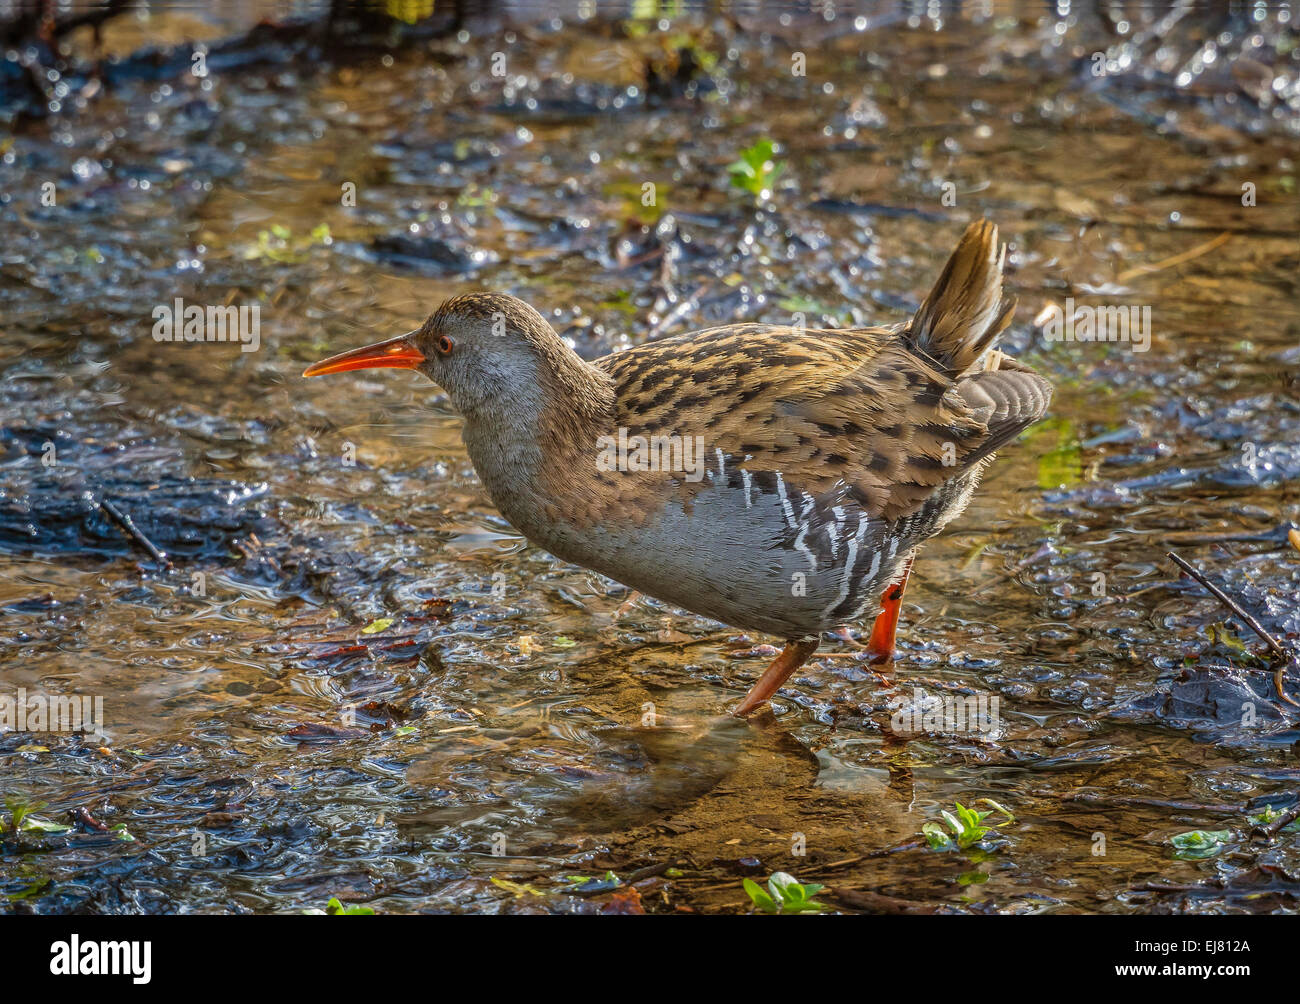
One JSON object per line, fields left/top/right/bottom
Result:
{"left": 437, "top": 335, "right": 454, "bottom": 356}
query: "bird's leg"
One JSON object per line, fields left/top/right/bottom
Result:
{"left": 733, "top": 638, "right": 821, "bottom": 717}
{"left": 865, "top": 556, "right": 915, "bottom": 663}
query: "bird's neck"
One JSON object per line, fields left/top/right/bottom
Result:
{"left": 460, "top": 343, "right": 615, "bottom": 532}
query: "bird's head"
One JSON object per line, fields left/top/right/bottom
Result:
{"left": 303, "top": 292, "right": 561, "bottom": 419}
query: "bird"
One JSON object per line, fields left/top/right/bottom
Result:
{"left": 304, "top": 219, "right": 1052, "bottom": 716}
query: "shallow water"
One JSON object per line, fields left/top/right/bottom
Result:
{"left": 2, "top": 5, "right": 1299, "bottom": 914}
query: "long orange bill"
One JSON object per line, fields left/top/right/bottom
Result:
{"left": 302, "top": 332, "right": 424, "bottom": 377}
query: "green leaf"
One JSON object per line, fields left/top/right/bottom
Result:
{"left": 20, "top": 815, "right": 72, "bottom": 834}
{"left": 319, "top": 896, "right": 374, "bottom": 915}
{"left": 361, "top": 617, "right": 395, "bottom": 634}
{"left": 6, "top": 797, "right": 46, "bottom": 831}
{"left": 727, "top": 138, "right": 785, "bottom": 202}
{"left": 922, "top": 822, "right": 953, "bottom": 850}
{"left": 1170, "top": 829, "right": 1233, "bottom": 860}
{"left": 976, "top": 798, "right": 1016, "bottom": 824}
{"left": 1204, "top": 623, "right": 1262, "bottom": 663}
{"left": 552, "top": 636, "right": 578, "bottom": 648}
{"left": 754, "top": 872, "right": 827, "bottom": 913}
{"left": 768, "top": 871, "right": 798, "bottom": 897}
{"left": 743, "top": 878, "right": 778, "bottom": 913}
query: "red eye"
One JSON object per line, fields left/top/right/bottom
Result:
{"left": 437, "top": 335, "right": 454, "bottom": 356}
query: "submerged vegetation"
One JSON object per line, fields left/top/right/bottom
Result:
{"left": 922, "top": 801, "right": 1016, "bottom": 853}
{"left": 727, "top": 138, "right": 785, "bottom": 204}
{"left": 743, "top": 873, "right": 827, "bottom": 915}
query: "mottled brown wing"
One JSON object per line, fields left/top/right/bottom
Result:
{"left": 596, "top": 323, "right": 1026, "bottom": 522}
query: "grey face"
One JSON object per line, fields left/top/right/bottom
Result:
{"left": 411, "top": 295, "right": 548, "bottom": 420}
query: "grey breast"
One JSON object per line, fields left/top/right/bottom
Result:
{"left": 519, "top": 450, "right": 977, "bottom": 638}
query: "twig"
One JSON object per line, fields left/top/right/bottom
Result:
{"left": 818, "top": 840, "right": 927, "bottom": 869}
{"left": 1167, "top": 552, "right": 1285, "bottom": 659}
{"left": 97, "top": 497, "right": 173, "bottom": 570}
{"left": 1167, "top": 550, "right": 1298, "bottom": 707}
{"left": 829, "top": 888, "right": 944, "bottom": 913}
{"left": 1129, "top": 881, "right": 1212, "bottom": 894}
{"left": 625, "top": 861, "right": 676, "bottom": 883}
{"left": 1115, "top": 231, "right": 1231, "bottom": 283}
{"left": 648, "top": 282, "right": 710, "bottom": 339}
{"left": 1063, "top": 792, "right": 1242, "bottom": 814}
{"left": 1251, "top": 803, "right": 1300, "bottom": 843}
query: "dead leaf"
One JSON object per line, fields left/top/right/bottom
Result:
{"left": 490, "top": 877, "right": 545, "bottom": 898}
{"left": 601, "top": 886, "right": 645, "bottom": 915}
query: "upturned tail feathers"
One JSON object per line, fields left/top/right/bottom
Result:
{"left": 908, "top": 219, "right": 1016, "bottom": 375}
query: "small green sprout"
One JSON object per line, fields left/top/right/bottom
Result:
{"left": 564, "top": 870, "right": 622, "bottom": 895}
{"left": 1247, "top": 806, "right": 1300, "bottom": 832}
{"left": 743, "top": 872, "right": 827, "bottom": 914}
{"left": 923, "top": 799, "right": 1016, "bottom": 851}
{"left": 456, "top": 184, "right": 497, "bottom": 211}
{"left": 303, "top": 896, "right": 375, "bottom": 915}
{"left": 564, "top": 870, "right": 620, "bottom": 886}
{"left": 1204, "top": 624, "right": 1263, "bottom": 663}
{"left": 4, "top": 797, "right": 71, "bottom": 834}
{"left": 727, "top": 138, "right": 784, "bottom": 203}
{"left": 244, "top": 223, "right": 331, "bottom": 264}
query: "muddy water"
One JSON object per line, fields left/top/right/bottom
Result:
{"left": 2, "top": 7, "right": 1299, "bottom": 914}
